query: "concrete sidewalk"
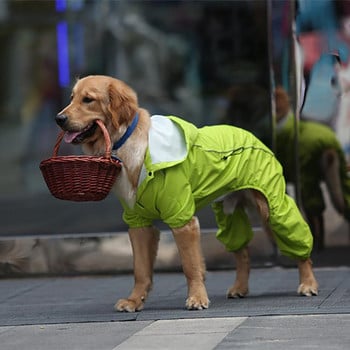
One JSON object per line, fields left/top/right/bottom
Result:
{"left": 0, "top": 267, "right": 349, "bottom": 349}
{"left": 1, "top": 314, "right": 349, "bottom": 350}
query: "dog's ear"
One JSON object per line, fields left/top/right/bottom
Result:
{"left": 108, "top": 81, "right": 138, "bottom": 130}
{"left": 275, "top": 86, "right": 290, "bottom": 121}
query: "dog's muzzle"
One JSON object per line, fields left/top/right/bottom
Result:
{"left": 55, "top": 113, "right": 68, "bottom": 127}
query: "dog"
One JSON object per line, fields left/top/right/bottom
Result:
{"left": 55, "top": 75, "right": 318, "bottom": 312}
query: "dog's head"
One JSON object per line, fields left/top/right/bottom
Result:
{"left": 56, "top": 75, "right": 138, "bottom": 151}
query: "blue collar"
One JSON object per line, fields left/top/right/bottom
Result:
{"left": 112, "top": 113, "right": 139, "bottom": 150}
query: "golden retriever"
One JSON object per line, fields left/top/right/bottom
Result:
{"left": 55, "top": 75, "right": 318, "bottom": 312}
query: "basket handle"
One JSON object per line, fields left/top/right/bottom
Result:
{"left": 52, "top": 120, "right": 112, "bottom": 158}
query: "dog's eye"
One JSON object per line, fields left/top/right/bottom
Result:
{"left": 82, "top": 96, "right": 94, "bottom": 103}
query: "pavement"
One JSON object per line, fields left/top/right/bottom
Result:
{"left": 0, "top": 265, "right": 349, "bottom": 349}
{"left": 1, "top": 189, "right": 350, "bottom": 349}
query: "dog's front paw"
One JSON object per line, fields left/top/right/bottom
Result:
{"left": 114, "top": 298, "right": 144, "bottom": 312}
{"left": 297, "top": 281, "right": 318, "bottom": 296}
{"left": 227, "top": 283, "right": 249, "bottom": 298}
{"left": 186, "top": 294, "right": 210, "bottom": 310}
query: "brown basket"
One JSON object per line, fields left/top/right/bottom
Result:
{"left": 40, "top": 120, "right": 122, "bottom": 201}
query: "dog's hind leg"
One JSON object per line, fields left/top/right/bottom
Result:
{"left": 297, "top": 258, "right": 318, "bottom": 296}
{"left": 226, "top": 190, "right": 269, "bottom": 298}
{"left": 172, "top": 216, "right": 210, "bottom": 310}
{"left": 227, "top": 246, "right": 250, "bottom": 298}
{"left": 115, "top": 226, "right": 160, "bottom": 312}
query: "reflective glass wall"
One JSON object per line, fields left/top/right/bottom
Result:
{"left": 0, "top": 0, "right": 274, "bottom": 237}
{"left": 0, "top": 0, "right": 347, "bottom": 275}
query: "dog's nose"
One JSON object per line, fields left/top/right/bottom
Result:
{"left": 55, "top": 114, "right": 68, "bottom": 127}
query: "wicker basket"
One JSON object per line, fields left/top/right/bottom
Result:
{"left": 40, "top": 120, "right": 122, "bottom": 201}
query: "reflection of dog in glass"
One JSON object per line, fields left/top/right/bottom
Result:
{"left": 275, "top": 87, "right": 350, "bottom": 251}
{"left": 225, "top": 84, "right": 350, "bottom": 251}
{"left": 55, "top": 76, "right": 318, "bottom": 312}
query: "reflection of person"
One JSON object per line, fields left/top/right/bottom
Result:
{"left": 224, "top": 85, "right": 350, "bottom": 250}
{"left": 21, "top": 31, "right": 64, "bottom": 191}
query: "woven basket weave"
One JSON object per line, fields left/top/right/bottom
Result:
{"left": 40, "top": 120, "right": 122, "bottom": 201}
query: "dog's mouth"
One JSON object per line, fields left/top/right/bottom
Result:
{"left": 63, "top": 123, "right": 98, "bottom": 144}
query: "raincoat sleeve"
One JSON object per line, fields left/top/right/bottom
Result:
{"left": 122, "top": 165, "right": 196, "bottom": 229}
{"left": 154, "top": 167, "right": 196, "bottom": 229}
{"left": 122, "top": 206, "right": 154, "bottom": 228}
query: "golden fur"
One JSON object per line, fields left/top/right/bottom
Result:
{"left": 56, "top": 75, "right": 318, "bottom": 312}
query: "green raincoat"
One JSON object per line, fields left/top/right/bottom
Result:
{"left": 121, "top": 115, "right": 313, "bottom": 259}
